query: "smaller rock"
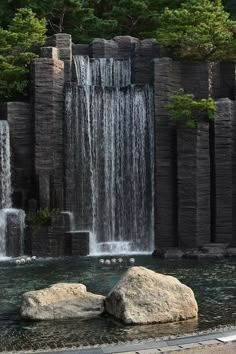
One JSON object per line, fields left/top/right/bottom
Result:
{"left": 21, "top": 283, "right": 105, "bottom": 320}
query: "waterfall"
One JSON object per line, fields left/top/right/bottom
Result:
{"left": 0, "top": 121, "right": 25, "bottom": 258}
{"left": 74, "top": 56, "right": 131, "bottom": 87}
{"left": 0, "top": 121, "right": 12, "bottom": 209}
{"left": 65, "top": 56, "right": 154, "bottom": 254}
{"left": 0, "top": 210, "right": 7, "bottom": 257}
{"left": 0, "top": 121, "right": 11, "bottom": 258}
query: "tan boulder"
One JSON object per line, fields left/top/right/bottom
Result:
{"left": 105, "top": 266, "right": 198, "bottom": 325}
{"left": 21, "top": 283, "right": 105, "bottom": 320}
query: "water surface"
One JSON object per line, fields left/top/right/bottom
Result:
{"left": 0, "top": 256, "right": 235, "bottom": 351}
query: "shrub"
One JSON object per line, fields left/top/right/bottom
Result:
{"left": 166, "top": 88, "right": 216, "bottom": 128}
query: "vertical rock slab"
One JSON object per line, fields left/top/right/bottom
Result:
{"left": 133, "top": 39, "right": 159, "bottom": 84}
{"left": 33, "top": 57, "right": 64, "bottom": 209}
{"left": 214, "top": 99, "right": 233, "bottom": 243}
{"left": 177, "top": 124, "right": 211, "bottom": 247}
{"left": 153, "top": 58, "right": 181, "bottom": 249}
{"left": 6, "top": 102, "right": 33, "bottom": 209}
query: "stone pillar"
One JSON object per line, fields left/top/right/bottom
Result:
{"left": 220, "top": 62, "right": 236, "bottom": 100}
{"left": 67, "top": 231, "right": 90, "bottom": 256}
{"left": 48, "top": 213, "right": 71, "bottom": 256}
{"left": 133, "top": 39, "right": 159, "bottom": 84}
{"left": 153, "top": 58, "right": 181, "bottom": 250}
{"left": 177, "top": 124, "right": 211, "bottom": 248}
{"left": 33, "top": 56, "right": 64, "bottom": 209}
{"left": 233, "top": 102, "right": 236, "bottom": 245}
{"left": 6, "top": 102, "right": 33, "bottom": 209}
{"left": 181, "top": 62, "right": 211, "bottom": 99}
{"left": 214, "top": 99, "right": 233, "bottom": 243}
{"left": 46, "top": 33, "right": 72, "bottom": 81}
{"left": 90, "top": 38, "right": 119, "bottom": 58}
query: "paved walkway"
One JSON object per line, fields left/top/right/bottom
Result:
{"left": 27, "top": 329, "right": 236, "bottom": 354}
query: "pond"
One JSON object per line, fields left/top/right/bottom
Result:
{"left": 0, "top": 256, "right": 235, "bottom": 351}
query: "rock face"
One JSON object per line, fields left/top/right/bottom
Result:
{"left": 105, "top": 267, "right": 198, "bottom": 325}
{"left": 21, "top": 283, "right": 105, "bottom": 320}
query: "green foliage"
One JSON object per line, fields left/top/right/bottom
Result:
{"left": 156, "top": 0, "right": 236, "bottom": 60}
{"left": 0, "top": 8, "right": 46, "bottom": 99}
{"left": 0, "top": 0, "right": 184, "bottom": 43}
{"left": 167, "top": 89, "right": 216, "bottom": 128}
{"left": 29, "top": 208, "right": 60, "bottom": 228}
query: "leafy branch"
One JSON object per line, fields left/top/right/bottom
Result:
{"left": 166, "top": 88, "right": 216, "bottom": 128}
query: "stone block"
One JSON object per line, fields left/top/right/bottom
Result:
{"left": 177, "top": 123, "right": 211, "bottom": 247}
{"left": 214, "top": 99, "right": 233, "bottom": 243}
{"left": 153, "top": 58, "right": 181, "bottom": 249}
{"left": 6, "top": 102, "right": 33, "bottom": 209}
{"left": 33, "top": 58, "right": 64, "bottom": 209}
{"left": 68, "top": 231, "right": 90, "bottom": 256}
{"left": 41, "top": 47, "right": 58, "bottom": 59}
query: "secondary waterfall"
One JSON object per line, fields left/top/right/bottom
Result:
{"left": 0, "top": 121, "right": 25, "bottom": 257}
{"left": 0, "top": 121, "right": 12, "bottom": 257}
{"left": 0, "top": 121, "right": 12, "bottom": 209}
{"left": 65, "top": 56, "right": 154, "bottom": 254}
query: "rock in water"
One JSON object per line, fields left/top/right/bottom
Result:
{"left": 105, "top": 266, "right": 198, "bottom": 325}
{"left": 21, "top": 283, "right": 105, "bottom": 320}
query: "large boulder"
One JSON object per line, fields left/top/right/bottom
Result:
{"left": 105, "top": 267, "right": 198, "bottom": 325}
{"left": 21, "top": 283, "right": 105, "bottom": 320}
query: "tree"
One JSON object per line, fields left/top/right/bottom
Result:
{"left": 0, "top": 8, "right": 46, "bottom": 99}
{"left": 156, "top": 0, "right": 236, "bottom": 60}
{"left": 0, "top": 0, "right": 185, "bottom": 43}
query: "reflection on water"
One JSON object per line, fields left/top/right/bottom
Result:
{"left": 0, "top": 256, "right": 235, "bottom": 351}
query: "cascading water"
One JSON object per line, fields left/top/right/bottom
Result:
{"left": 65, "top": 56, "right": 154, "bottom": 254}
{"left": 0, "top": 121, "right": 12, "bottom": 258}
{"left": 0, "top": 121, "right": 25, "bottom": 258}
{"left": 0, "top": 121, "right": 12, "bottom": 209}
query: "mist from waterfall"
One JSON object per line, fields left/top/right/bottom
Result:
{"left": 65, "top": 56, "right": 154, "bottom": 254}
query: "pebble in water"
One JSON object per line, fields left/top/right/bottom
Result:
{"left": 105, "top": 259, "right": 111, "bottom": 265}
{"left": 129, "top": 258, "right": 135, "bottom": 264}
{"left": 99, "top": 259, "right": 105, "bottom": 264}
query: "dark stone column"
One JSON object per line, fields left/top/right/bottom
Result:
{"left": 46, "top": 34, "right": 72, "bottom": 81}
{"left": 90, "top": 38, "right": 119, "bottom": 58}
{"left": 48, "top": 213, "right": 71, "bottom": 256}
{"left": 31, "top": 226, "right": 49, "bottom": 257}
{"left": 214, "top": 99, "right": 233, "bottom": 243}
{"left": 233, "top": 102, "right": 236, "bottom": 244}
{"left": 6, "top": 102, "right": 33, "bottom": 209}
{"left": 66, "top": 231, "right": 90, "bottom": 256}
{"left": 133, "top": 39, "right": 159, "bottom": 84}
{"left": 33, "top": 57, "right": 64, "bottom": 209}
{"left": 177, "top": 124, "right": 211, "bottom": 248}
{"left": 219, "top": 62, "right": 236, "bottom": 100}
{"left": 153, "top": 58, "right": 181, "bottom": 250}
{"left": 181, "top": 62, "right": 211, "bottom": 99}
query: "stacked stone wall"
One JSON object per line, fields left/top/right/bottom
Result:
{"left": 6, "top": 102, "right": 33, "bottom": 209}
